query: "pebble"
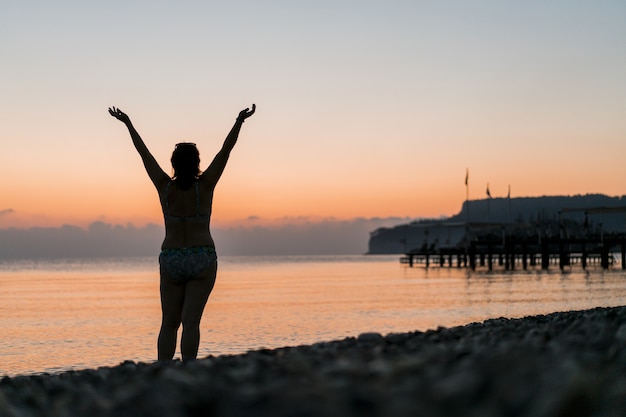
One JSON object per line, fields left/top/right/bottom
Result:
{"left": 0, "top": 306, "right": 624, "bottom": 417}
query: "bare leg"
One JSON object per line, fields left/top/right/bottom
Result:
{"left": 181, "top": 261, "right": 217, "bottom": 360}
{"left": 158, "top": 274, "right": 185, "bottom": 360}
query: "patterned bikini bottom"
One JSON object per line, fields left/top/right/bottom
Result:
{"left": 159, "top": 246, "right": 217, "bottom": 285}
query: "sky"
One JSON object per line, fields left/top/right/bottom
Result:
{"left": 1, "top": 1, "right": 625, "bottom": 243}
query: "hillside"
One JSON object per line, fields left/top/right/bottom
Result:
{"left": 368, "top": 194, "right": 626, "bottom": 254}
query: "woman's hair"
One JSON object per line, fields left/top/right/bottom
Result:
{"left": 171, "top": 143, "right": 201, "bottom": 190}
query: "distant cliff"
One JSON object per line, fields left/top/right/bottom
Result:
{"left": 368, "top": 194, "right": 626, "bottom": 254}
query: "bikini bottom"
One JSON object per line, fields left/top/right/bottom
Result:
{"left": 159, "top": 246, "right": 217, "bottom": 285}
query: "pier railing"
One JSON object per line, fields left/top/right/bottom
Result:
{"left": 401, "top": 235, "right": 626, "bottom": 271}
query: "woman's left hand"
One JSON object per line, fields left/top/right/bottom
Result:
{"left": 237, "top": 104, "right": 256, "bottom": 122}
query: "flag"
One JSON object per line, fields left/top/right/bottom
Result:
{"left": 465, "top": 169, "right": 468, "bottom": 185}
{"left": 486, "top": 183, "right": 491, "bottom": 198}
{"left": 507, "top": 185, "right": 510, "bottom": 199}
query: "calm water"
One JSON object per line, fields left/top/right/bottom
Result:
{"left": 1, "top": 255, "right": 625, "bottom": 377}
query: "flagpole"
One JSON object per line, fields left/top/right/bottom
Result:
{"left": 507, "top": 185, "right": 511, "bottom": 224}
{"left": 486, "top": 183, "right": 491, "bottom": 224}
{"left": 465, "top": 169, "right": 469, "bottom": 225}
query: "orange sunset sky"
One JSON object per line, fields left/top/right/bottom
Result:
{"left": 1, "top": 1, "right": 625, "bottom": 230}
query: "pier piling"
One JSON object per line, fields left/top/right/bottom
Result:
{"left": 401, "top": 235, "right": 626, "bottom": 271}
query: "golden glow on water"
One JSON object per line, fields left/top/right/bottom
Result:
{"left": 1, "top": 256, "right": 625, "bottom": 376}
{"left": 0, "top": 265, "right": 161, "bottom": 375}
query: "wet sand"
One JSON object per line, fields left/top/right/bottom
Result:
{"left": 1, "top": 306, "right": 624, "bottom": 417}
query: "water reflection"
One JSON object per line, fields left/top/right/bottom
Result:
{"left": 0, "top": 255, "right": 624, "bottom": 376}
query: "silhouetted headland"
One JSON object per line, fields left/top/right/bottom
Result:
{"left": 1, "top": 306, "right": 624, "bottom": 416}
{"left": 369, "top": 194, "right": 626, "bottom": 270}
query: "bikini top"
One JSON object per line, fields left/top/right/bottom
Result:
{"left": 162, "top": 181, "right": 210, "bottom": 223}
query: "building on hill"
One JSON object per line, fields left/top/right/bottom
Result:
{"left": 368, "top": 194, "right": 626, "bottom": 255}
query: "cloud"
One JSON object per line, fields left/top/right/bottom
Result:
{"left": 0, "top": 217, "right": 413, "bottom": 259}
{"left": 0, "top": 222, "right": 163, "bottom": 259}
{"left": 0, "top": 209, "right": 15, "bottom": 217}
{"left": 213, "top": 217, "right": 412, "bottom": 255}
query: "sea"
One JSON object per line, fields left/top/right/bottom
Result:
{"left": 1, "top": 254, "right": 625, "bottom": 377}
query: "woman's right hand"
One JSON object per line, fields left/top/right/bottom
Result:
{"left": 108, "top": 106, "right": 131, "bottom": 124}
{"left": 237, "top": 104, "right": 256, "bottom": 122}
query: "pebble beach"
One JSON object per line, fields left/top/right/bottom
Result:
{"left": 1, "top": 306, "right": 624, "bottom": 417}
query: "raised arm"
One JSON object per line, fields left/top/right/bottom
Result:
{"left": 201, "top": 104, "right": 256, "bottom": 186}
{"left": 108, "top": 106, "right": 169, "bottom": 189}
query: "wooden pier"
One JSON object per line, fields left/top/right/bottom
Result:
{"left": 401, "top": 235, "right": 626, "bottom": 271}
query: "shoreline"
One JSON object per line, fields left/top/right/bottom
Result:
{"left": 1, "top": 306, "right": 625, "bottom": 417}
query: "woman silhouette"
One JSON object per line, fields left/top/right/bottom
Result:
{"left": 109, "top": 104, "right": 256, "bottom": 360}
